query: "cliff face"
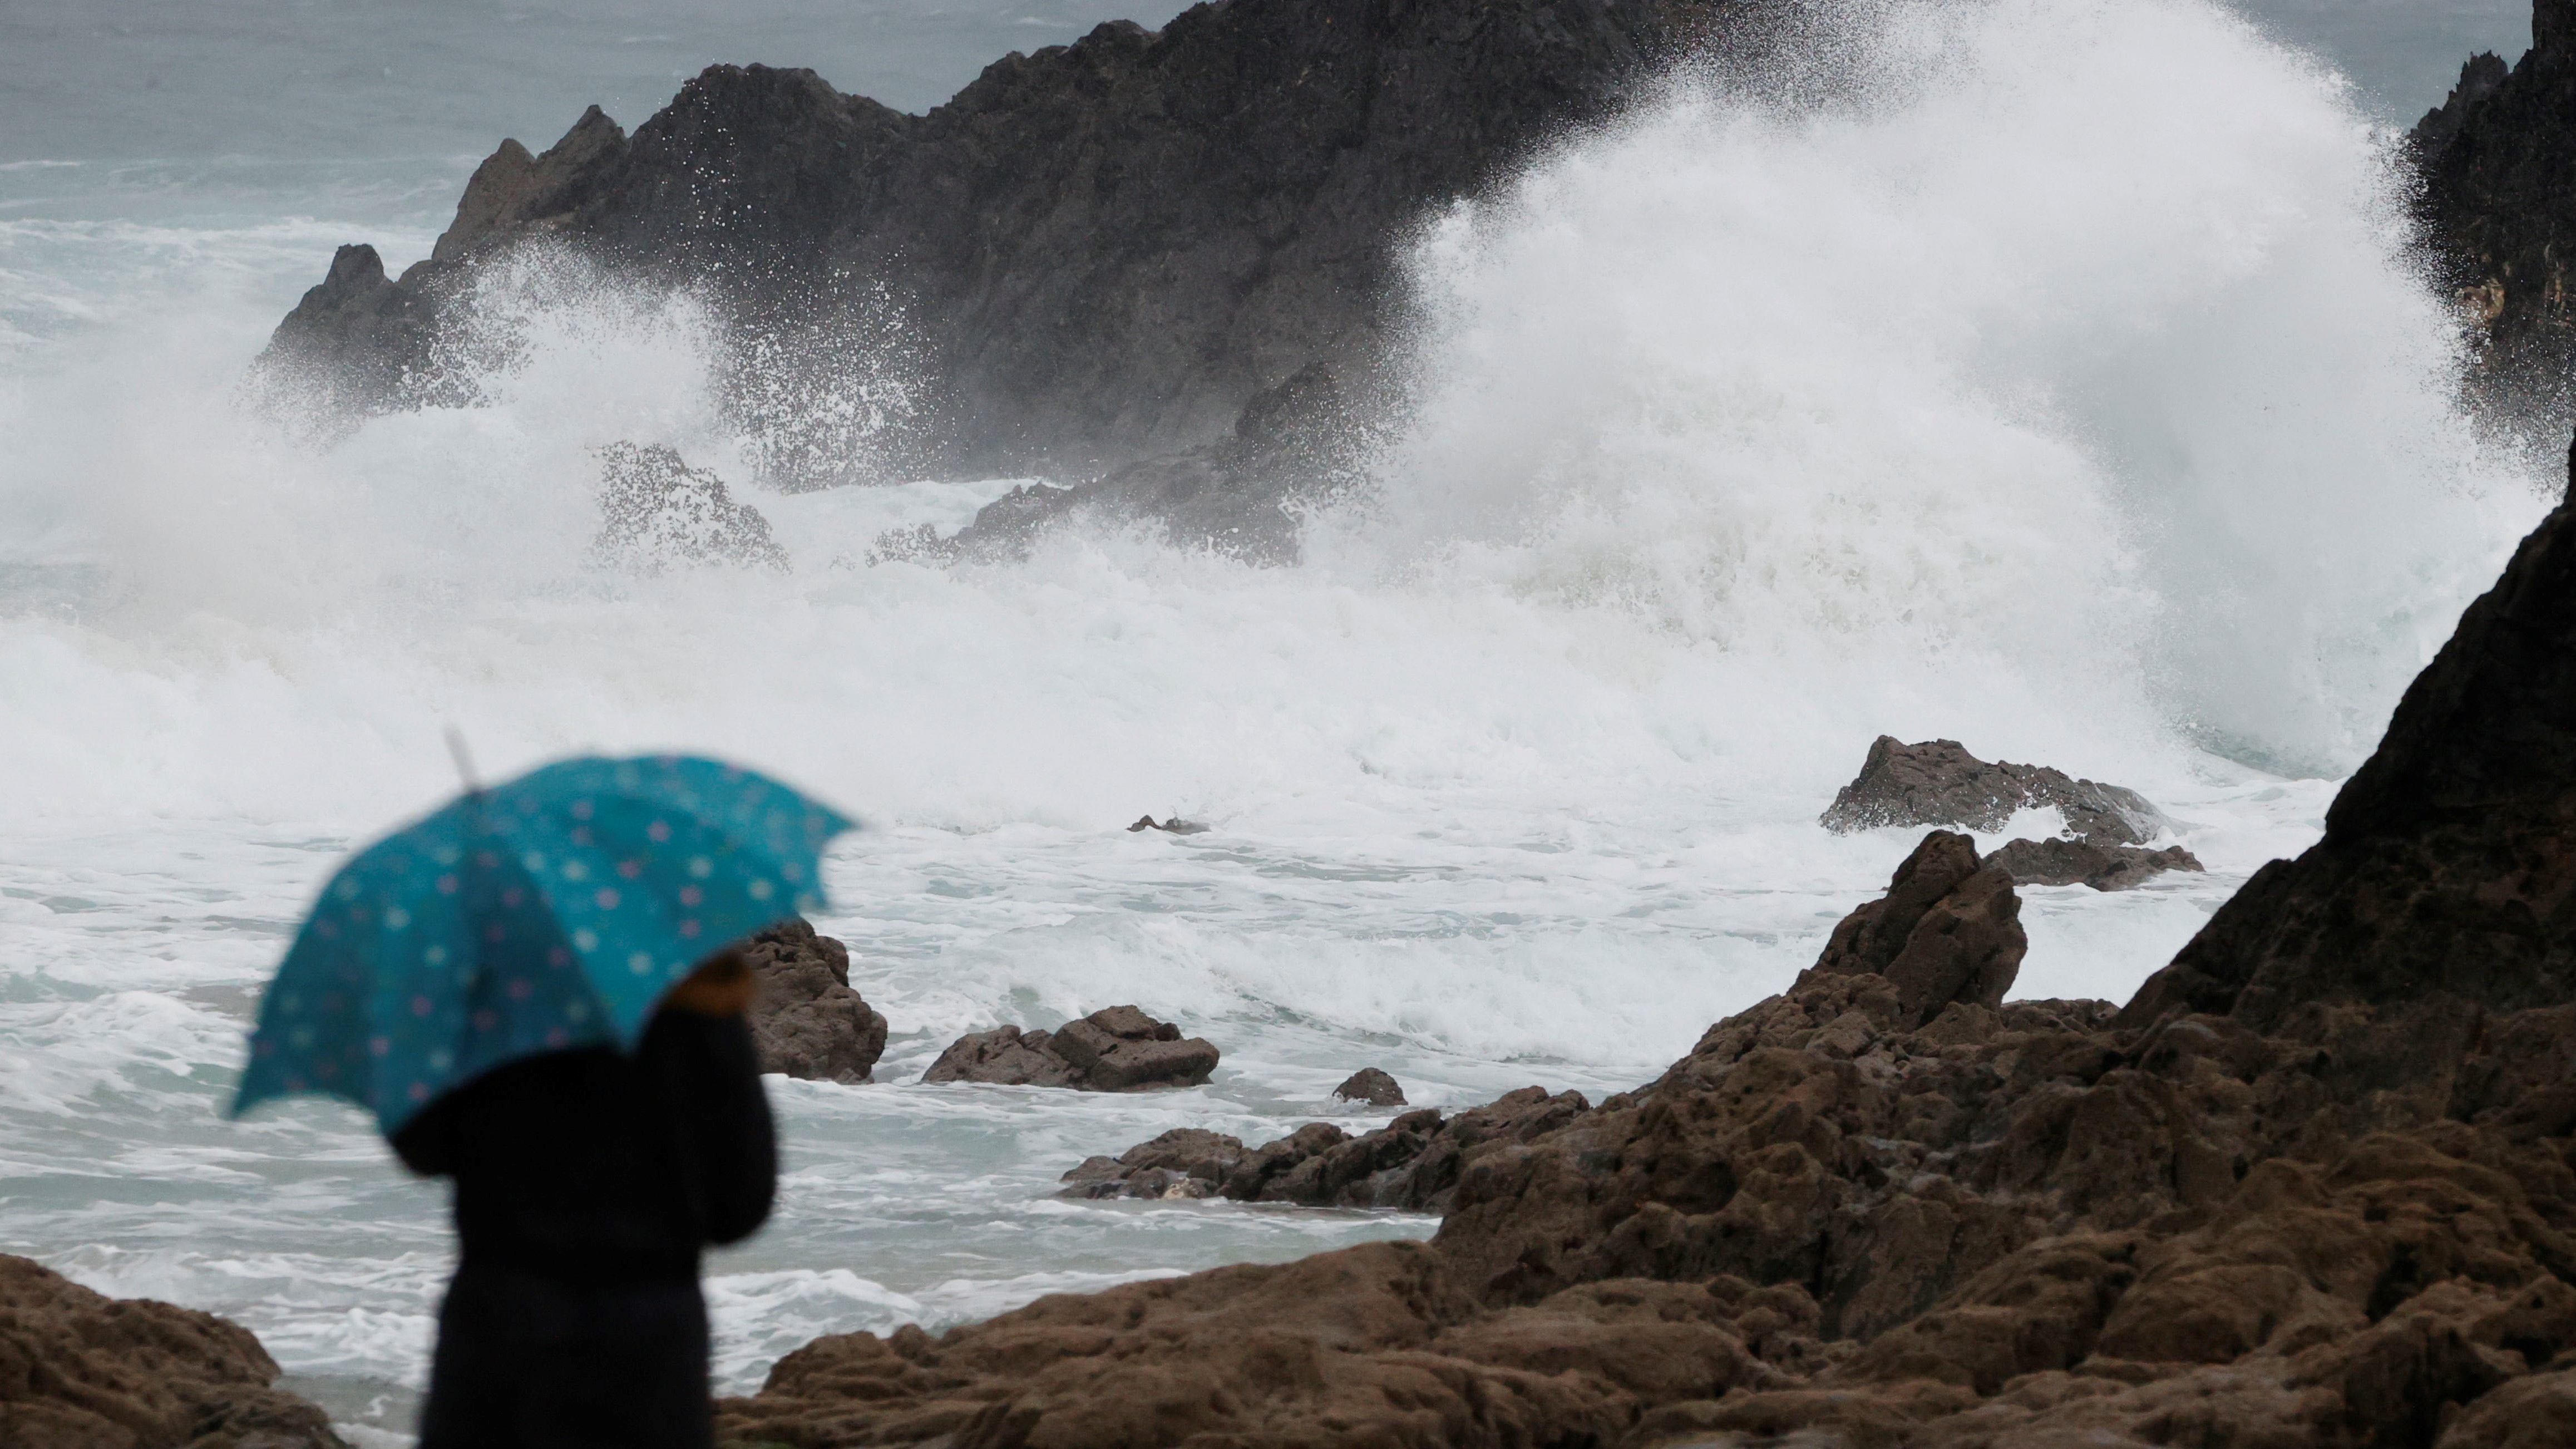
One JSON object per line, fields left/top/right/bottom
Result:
{"left": 2414, "top": 0, "right": 2576, "bottom": 412}
{"left": 261, "top": 0, "right": 1711, "bottom": 482}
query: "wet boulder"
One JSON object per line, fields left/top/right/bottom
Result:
{"left": 0, "top": 1254, "right": 347, "bottom": 1448}
{"left": 1334, "top": 1067, "right": 1408, "bottom": 1106}
{"left": 1987, "top": 836, "right": 2205, "bottom": 891}
{"left": 1820, "top": 736, "right": 2169, "bottom": 845}
{"left": 1061, "top": 1128, "right": 1248, "bottom": 1200}
{"left": 591, "top": 442, "right": 788, "bottom": 572}
{"left": 923, "top": 1006, "right": 1218, "bottom": 1091}
{"left": 741, "top": 919, "right": 888, "bottom": 1083}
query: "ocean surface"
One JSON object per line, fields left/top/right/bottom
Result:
{"left": 0, "top": 0, "right": 2557, "bottom": 1440}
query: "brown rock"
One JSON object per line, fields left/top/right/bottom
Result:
{"left": 726, "top": 495, "right": 2576, "bottom": 1448}
{"left": 1821, "top": 735, "right": 2171, "bottom": 845}
{"left": 740, "top": 919, "right": 888, "bottom": 1083}
{"left": 0, "top": 1255, "right": 346, "bottom": 1448}
{"left": 1810, "top": 830, "right": 2025, "bottom": 1027}
{"left": 1988, "top": 835, "right": 2207, "bottom": 891}
{"left": 1333, "top": 1067, "right": 1408, "bottom": 1106}
{"left": 922, "top": 1006, "right": 1218, "bottom": 1091}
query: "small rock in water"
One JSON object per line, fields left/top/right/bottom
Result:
{"left": 1987, "top": 836, "right": 2205, "bottom": 891}
{"left": 740, "top": 919, "right": 887, "bottom": 1083}
{"left": 592, "top": 441, "right": 789, "bottom": 573}
{"left": 1820, "top": 735, "right": 2169, "bottom": 845}
{"left": 1331, "top": 1067, "right": 1407, "bottom": 1106}
{"left": 1126, "top": 815, "right": 1210, "bottom": 834}
{"left": 922, "top": 1005, "right": 1218, "bottom": 1091}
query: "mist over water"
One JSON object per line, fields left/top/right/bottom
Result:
{"left": 0, "top": 0, "right": 2553, "bottom": 1436}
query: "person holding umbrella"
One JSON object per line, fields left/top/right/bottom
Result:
{"left": 233, "top": 753, "right": 853, "bottom": 1449}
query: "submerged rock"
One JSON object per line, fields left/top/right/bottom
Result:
{"left": 1988, "top": 835, "right": 2206, "bottom": 891}
{"left": 0, "top": 1254, "right": 347, "bottom": 1447}
{"left": 1820, "top": 735, "right": 2170, "bottom": 845}
{"left": 1334, "top": 1067, "right": 1408, "bottom": 1106}
{"left": 591, "top": 442, "right": 788, "bottom": 572}
{"left": 923, "top": 1006, "right": 1218, "bottom": 1091}
{"left": 741, "top": 919, "right": 887, "bottom": 1083}
{"left": 1125, "top": 815, "right": 1211, "bottom": 835}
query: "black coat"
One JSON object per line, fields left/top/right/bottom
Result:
{"left": 393, "top": 1008, "right": 776, "bottom": 1448}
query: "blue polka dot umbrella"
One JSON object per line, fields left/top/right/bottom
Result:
{"left": 231, "top": 754, "right": 855, "bottom": 1137}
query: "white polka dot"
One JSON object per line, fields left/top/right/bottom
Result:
{"left": 562, "top": 860, "right": 588, "bottom": 881}
{"left": 383, "top": 908, "right": 410, "bottom": 930}
{"left": 687, "top": 857, "right": 713, "bottom": 879}
{"left": 628, "top": 952, "right": 653, "bottom": 974}
{"left": 748, "top": 879, "right": 773, "bottom": 901}
{"left": 573, "top": 929, "right": 599, "bottom": 952}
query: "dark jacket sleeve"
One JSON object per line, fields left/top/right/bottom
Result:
{"left": 652, "top": 1011, "right": 778, "bottom": 1245}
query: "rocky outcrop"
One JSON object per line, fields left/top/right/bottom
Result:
{"left": 1987, "top": 835, "right": 2205, "bottom": 891}
{"left": 259, "top": 0, "right": 1717, "bottom": 493}
{"left": 742, "top": 919, "right": 888, "bottom": 1083}
{"left": 1820, "top": 735, "right": 2170, "bottom": 845}
{"left": 1059, "top": 1086, "right": 1589, "bottom": 1207}
{"left": 2414, "top": 0, "right": 2576, "bottom": 410}
{"left": 2125, "top": 493, "right": 2576, "bottom": 1033}
{"left": 591, "top": 442, "right": 788, "bottom": 572}
{"left": 1335, "top": 1067, "right": 1408, "bottom": 1106}
{"left": 0, "top": 1254, "right": 346, "bottom": 1448}
{"left": 732, "top": 864, "right": 2576, "bottom": 1448}
{"left": 721, "top": 475, "right": 2576, "bottom": 1448}
{"left": 922, "top": 1006, "right": 1218, "bottom": 1091}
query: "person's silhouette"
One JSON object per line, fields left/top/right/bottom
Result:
{"left": 394, "top": 951, "right": 773, "bottom": 1448}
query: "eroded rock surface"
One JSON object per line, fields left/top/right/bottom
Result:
{"left": 592, "top": 442, "right": 788, "bottom": 572}
{"left": 0, "top": 1254, "right": 347, "bottom": 1448}
{"left": 924, "top": 1006, "right": 1218, "bottom": 1091}
{"left": 742, "top": 919, "right": 888, "bottom": 1083}
{"left": 1820, "top": 736, "right": 2170, "bottom": 845}
{"left": 1988, "top": 835, "right": 2205, "bottom": 891}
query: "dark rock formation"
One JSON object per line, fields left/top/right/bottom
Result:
{"left": 923, "top": 1006, "right": 1218, "bottom": 1091}
{"left": 1987, "top": 835, "right": 2206, "bottom": 891}
{"left": 886, "top": 361, "right": 1365, "bottom": 563}
{"left": 0, "top": 1254, "right": 347, "bottom": 1447}
{"left": 1334, "top": 1067, "right": 1408, "bottom": 1106}
{"left": 2126, "top": 492, "right": 2576, "bottom": 1033}
{"left": 1123, "top": 815, "right": 1211, "bottom": 835}
{"left": 741, "top": 919, "right": 888, "bottom": 1083}
{"left": 1808, "top": 830, "right": 2026, "bottom": 1026}
{"left": 259, "top": 0, "right": 1717, "bottom": 495}
{"left": 2414, "top": 2, "right": 2576, "bottom": 412}
{"left": 723, "top": 483, "right": 2576, "bottom": 1445}
{"left": 1060, "top": 1087, "right": 1588, "bottom": 1208}
{"left": 591, "top": 442, "right": 788, "bottom": 572}
{"left": 254, "top": 243, "right": 453, "bottom": 420}
{"left": 1820, "top": 735, "right": 2170, "bottom": 845}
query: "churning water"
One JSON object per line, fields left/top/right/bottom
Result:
{"left": 0, "top": 0, "right": 2554, "bottom": 1439}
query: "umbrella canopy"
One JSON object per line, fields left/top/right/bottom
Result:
{"left": 233, "top": 754, "right": 854, "bottom": 1136}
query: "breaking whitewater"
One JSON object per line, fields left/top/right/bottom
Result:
{"left": 0, "top": 0, "right": 2553, "bottom": 1438}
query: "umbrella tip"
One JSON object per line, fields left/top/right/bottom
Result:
{"left": 444, "top": 726, "right": 482, "bottom": 795}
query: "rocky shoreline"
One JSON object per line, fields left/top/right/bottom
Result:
{"left": 698, "top": 479, "right": 2576, "bottom": 1443}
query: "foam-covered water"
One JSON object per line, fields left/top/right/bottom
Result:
{"left": 0, "top": 0, "right": 2553, "bottom": 1439}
